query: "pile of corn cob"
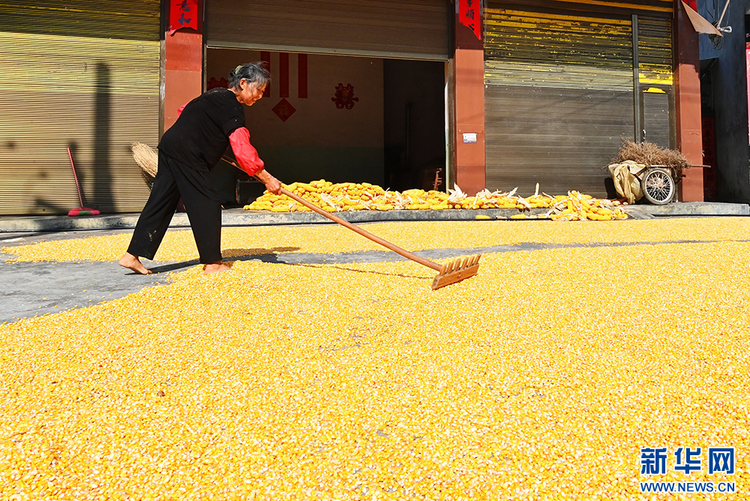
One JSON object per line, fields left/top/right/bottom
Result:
{"left": 538, "top": 190, "right": 627, "bottom": 221}
{"left": 244, "top": 181, "right": 628, "bottom": 220}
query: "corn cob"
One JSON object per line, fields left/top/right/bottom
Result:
{"left": 245, "top": 181, "right": 627, "bottom": 220}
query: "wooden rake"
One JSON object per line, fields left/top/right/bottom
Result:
{"left": 223, "top": 157, "right": 480, "bottom": 289}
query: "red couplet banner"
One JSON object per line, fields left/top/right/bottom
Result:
{"left": 169, "top": 0, "right": 199, "bottom": 35}
{"left": 459, "top": 0, "right": 481, "bottom": 41}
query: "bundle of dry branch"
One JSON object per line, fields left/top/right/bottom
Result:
{"left": 613, "top": 140, "right": 688, "bottom": 177}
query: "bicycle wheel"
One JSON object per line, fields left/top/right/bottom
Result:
{"left": 641, "top": 168, "right": 675, "bottom": 205}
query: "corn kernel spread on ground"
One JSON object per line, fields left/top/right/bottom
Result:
{"left": 1, "top": 219, "right": 749, "bottom": 499}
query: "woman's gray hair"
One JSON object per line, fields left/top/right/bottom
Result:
{"left": 228, "top": 62, "right": 271, "bottom": 90}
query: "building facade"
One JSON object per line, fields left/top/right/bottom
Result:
{"left": 0, "top": 1, "right": 705, "bottom": 215}
{"left": 698, "top": 0, "right": 750, "bottom": 202}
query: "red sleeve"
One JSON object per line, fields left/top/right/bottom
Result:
{"left": 228, "top": 127, "right": 265, "bottom": 176}
{"left": 177, "top": 102, "right": 188, "bottom": 117}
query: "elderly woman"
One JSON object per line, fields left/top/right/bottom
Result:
{"left": 119, "top": 63, "right": 281, "bottom": 275}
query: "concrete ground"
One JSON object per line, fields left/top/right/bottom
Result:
{"left": 0, "top": 228, "right": 545, "bottom": 323}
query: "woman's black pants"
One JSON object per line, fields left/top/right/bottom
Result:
{"left": 127, "top": 150, "right": 222, "bottom": 264}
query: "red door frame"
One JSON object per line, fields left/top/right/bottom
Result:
{"left": 163, "top": 0, "right": 203, "bottom": 134}
{"left": 674, "top": 0, "right": 705, "bottom": 201}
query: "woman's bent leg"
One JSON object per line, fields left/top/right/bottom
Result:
{"left": 169, "top": 159, "right": 223, "bottom": 265}
{"left": 126, "top": 150, "right": 181, "bottom": 260}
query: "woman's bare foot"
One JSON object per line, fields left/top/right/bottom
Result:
{"left": 203, "top": 262, "right": 232, "bottom": 275}
{"left": 118, "top": 253, "right": 152, "bottom": 275}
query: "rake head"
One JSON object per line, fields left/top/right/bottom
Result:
{"left": 431, "top": 255, "right": 481, "bottom": 290}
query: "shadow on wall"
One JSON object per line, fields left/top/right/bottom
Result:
{"left": 93, "top": 61, "right": 113, "bottom": 212}
{"left": 34, "top": 62, "right": 114, "bottom": 214}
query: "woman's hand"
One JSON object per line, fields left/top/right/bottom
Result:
{"left": 255, "top": 169, "right": 282, "bottom": 195}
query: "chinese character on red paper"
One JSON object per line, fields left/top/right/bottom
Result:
{"left": 459, "top": 0, "right": 481, "bottom": 41}
{"left": 170, "top": 0, "right": 199, "bottom": 35}
{"left": 272, "top": 99, "right": 297, "bottom": 122}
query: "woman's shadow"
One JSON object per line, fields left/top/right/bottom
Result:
{"left": 146, "top": 247, "right": 301, "bottom": 273}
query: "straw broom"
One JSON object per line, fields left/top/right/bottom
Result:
{"left": 131, "top": 142, "right": 158, "bottom": 189}
{"left": 131, "top": 142, "right": 158, "bottom": 176}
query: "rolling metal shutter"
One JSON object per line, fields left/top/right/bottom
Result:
{"left": 637, "top": 16, "right": 674, "bottom": 148}
{"left": 0, "top": 1, "right": 160, "bottom": 216}
{"left": 484, "top": 1, "right": 673, "bottom": 197}
{"left": 206, "top": 0, "right": 451, "bottom": 60}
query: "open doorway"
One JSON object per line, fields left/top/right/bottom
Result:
{"left": 384, "top": 59, "right": 447, "bottom": 192}
{"left": 205, "top": 49, "right": 446, "bottom": 206}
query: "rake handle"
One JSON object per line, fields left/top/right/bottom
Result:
{"left": 278, "top": 187, "right": 443, "bottom": 272}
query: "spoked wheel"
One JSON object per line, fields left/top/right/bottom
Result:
{"left": 641, "top": 168, "right": 676, "bottom": 205}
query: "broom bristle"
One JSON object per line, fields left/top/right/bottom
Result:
{"left": 131, "top": 142, "right": 158, "bottom": 177}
